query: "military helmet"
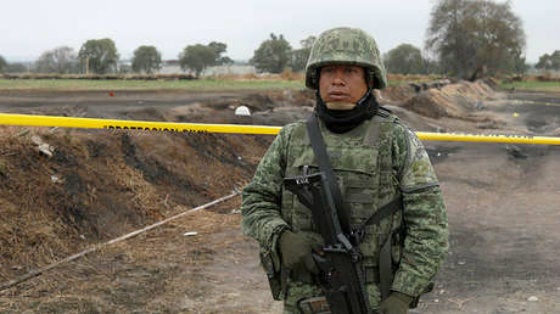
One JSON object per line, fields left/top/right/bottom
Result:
{"left": 305, "top": 27, "right": 387, "bottom": 90}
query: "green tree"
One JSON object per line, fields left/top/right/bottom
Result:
{"left": 5, "top": 62, "right": 28, "bottom": 73}
{"left": 0, "top": 55, "right": 6, "bottom": 73}
{"left": 535, "top": 50, "right": 560, "bottom": 71}
{"left": 250, "top": 33, "right": 292, "bottom": 73}
{"left": 179, "top": 42, "right": 232, "bottom": 77}
{"left": 78, "top": 38, "right": 119, "bottom": 74}
{"left": 34, "top": 46, "right": 79, "bottom": 73}
{"left": 131, "top": 45, "right": 162, "bottom": 74}
{"left": 426, "top": 0, "right": 526, "bottom": 79}
{"left": 208, "top": 42, "right": 234, "bottom": 65}
{"left": 290, "top": 36, "right": 316, "bottom": 72}
{"left": 384, "top": 44, "right": 425, "bottom": 74}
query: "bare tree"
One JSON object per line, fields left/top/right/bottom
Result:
{"left": 34, "top": 46, "right": 79, "bottom": 73}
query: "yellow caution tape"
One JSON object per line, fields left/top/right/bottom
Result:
{"left": 0, "top": 113, "right": 280, "bottom": 135}
{"left": 417, "top": 132, "right": 560, "bottom": 145}
{"left": 1, "top": 113, "right": 559, "bottom": 145}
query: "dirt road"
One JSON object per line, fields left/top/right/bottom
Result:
{"left": 0, "top": 84, "right": 559, "bottom": 313}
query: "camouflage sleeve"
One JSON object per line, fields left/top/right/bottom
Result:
{"left": 391, "top": 125, "right": 449, "bottom": 297}
{"left": 241, "top": 125, "right": 294, "bottom": 258}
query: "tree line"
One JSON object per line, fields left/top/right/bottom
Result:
{"left": 2, "top": 42, "right": 233, "bottom": 77}
{"left": 1, "top": 0, "right": 559, "bottom": 79}
{"left": 0, "top": 34, "right": 313, "bottom": 77}
{"left": 0, "top": 39, "right": 234, "bottom": 77}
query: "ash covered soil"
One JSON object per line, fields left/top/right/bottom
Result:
{"left": 0, "top": 81, "right": 559, "bottom": 313}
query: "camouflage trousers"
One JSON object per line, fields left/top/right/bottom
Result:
{"left": 282, "top": 281, "right": 382, "bottom": 314}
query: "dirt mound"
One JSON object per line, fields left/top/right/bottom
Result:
{"left": 0, "top": 126, "right": 271, "bottom": 283}
{"left": 400, "top": 81, "right": 499, "bottom": 120}
{"left": 379, "top": 85, "right": 418, "bottom": 104}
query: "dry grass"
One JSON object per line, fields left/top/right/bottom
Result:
{"left": 0, "top": 122, "right": 264, "bottom": 291}
{"left": 209, "top": 70, "right": 305, "bottom": 82}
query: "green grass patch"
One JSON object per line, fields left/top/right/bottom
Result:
{"left": 0, "top": 78, "right": 305, "bottom": 92}
{"left": 500, "top": 81, "right": 560, "bottom": 93}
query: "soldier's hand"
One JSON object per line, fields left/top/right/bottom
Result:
{"left": 379, "top": 291, "right": 413, "bottom": 314}
{"left": 278, "top": 230, "right": 322, "bottom": 274}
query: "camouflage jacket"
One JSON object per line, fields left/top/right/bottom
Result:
{"left": 241, "top": 110, "right": 448, "bottom": 304}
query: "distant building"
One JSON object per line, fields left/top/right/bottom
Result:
{"left": 158, "top": 60, "right": 256, "bottom": 76}
{"left": 159, "top": 60, "right": 182, "bottom": 74}
{"left": 117, "top": 59, "right": 132, "bottom": 73}
{"left": 202, "top": 64, "right": 256, "bottom": 76}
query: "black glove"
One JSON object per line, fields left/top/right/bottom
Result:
{"left": 379, "top": 291, "right": 413, "bottom": 314}
{"left": 278, "top": 230, "right": 322, "bottom": 274}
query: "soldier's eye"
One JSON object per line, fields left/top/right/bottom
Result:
{"left": 345, "top": 67, "right": 358, "bottom": 74}
{"left": 322, "top": 67, "right": 335, "bottom": 74}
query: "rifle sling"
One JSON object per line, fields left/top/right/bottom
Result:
{"left": 354, "top": 181, "right": 403, "bottom": 301}
{"left": 306, "top": 114, "right": 352, "bottom": 235}
{"left": 360, "top": 195, "right": 403, "bottom": 301}
{"left": 354, "top": 196, "right": 402, "bottom": 238}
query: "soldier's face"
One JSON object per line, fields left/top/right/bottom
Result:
{"left": 319, "top": 65, "right": 368, "bottom": 105}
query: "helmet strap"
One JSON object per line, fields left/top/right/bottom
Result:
{"left": 365, "top": 68, "right": 376, "bottom": 89}
{"left": 312, "top": 68, "right": 321, "bottom": 89}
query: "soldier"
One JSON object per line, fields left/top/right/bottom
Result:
{"left": 241, "top": 27, "right": 448, "bottom": 314}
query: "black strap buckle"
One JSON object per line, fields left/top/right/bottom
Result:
{"left": 350, "top": 226, "right": 366, "bottom": 244}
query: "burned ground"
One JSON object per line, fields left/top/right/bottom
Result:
{"left": 0, "top": 81, "right": 559, "bottom": 313}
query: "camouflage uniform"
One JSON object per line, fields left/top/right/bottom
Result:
{"left": 241, "top": 27, "right": 448, "bottom": 313}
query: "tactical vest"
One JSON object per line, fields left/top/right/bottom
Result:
{"left": 281, "top": 110, "right": 405, "bottom": 271}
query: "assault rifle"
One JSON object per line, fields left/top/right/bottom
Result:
{"left": 284, "top": 172, "right": 372, "bottom": 314}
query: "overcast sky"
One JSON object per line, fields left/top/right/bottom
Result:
{"left": 1, "top": 0, "right": 558, "bottom": 63}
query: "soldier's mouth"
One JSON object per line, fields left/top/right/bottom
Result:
{"left": 327, "top": 91, "right": 349, "bottom": 101}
